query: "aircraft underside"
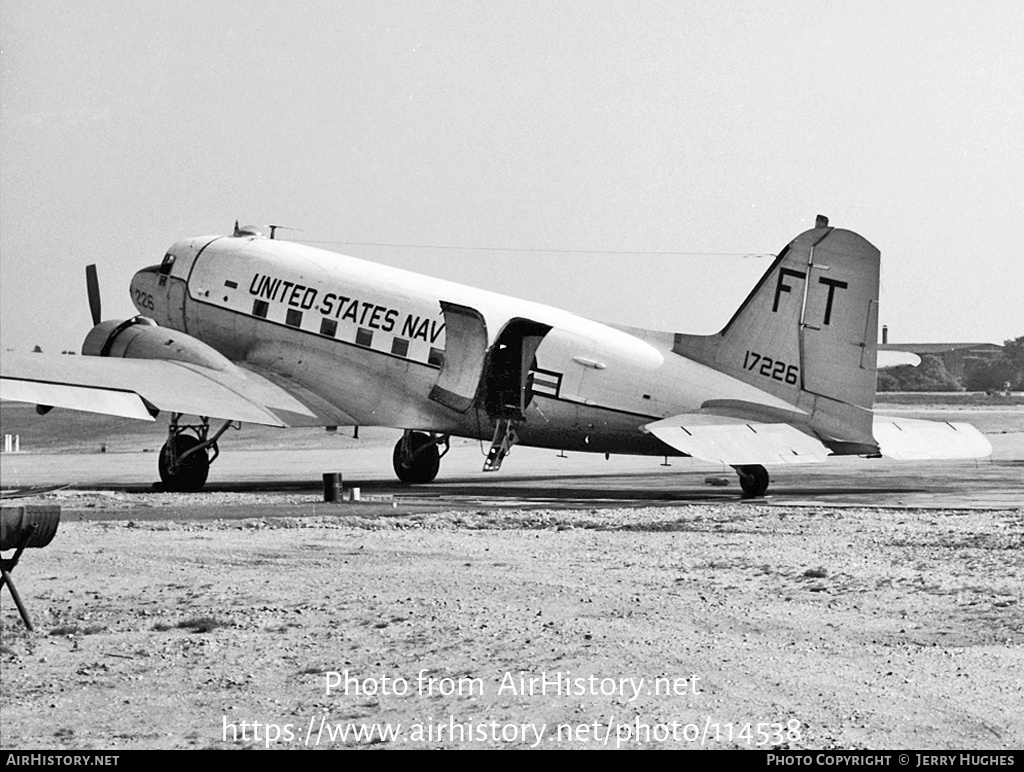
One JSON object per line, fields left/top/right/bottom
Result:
{"left": 152, "top": 335, "right": 771, "bottom": 498}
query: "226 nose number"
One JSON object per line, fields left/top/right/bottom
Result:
{"left": 133, "top": 289, "right": 155, "bottom": 311}
{"left": 743, "top": 350, "right": 799, "bottom": 385}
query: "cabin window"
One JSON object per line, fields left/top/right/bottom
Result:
{"left": 391, "top": 338, "right": 409, "bottom": 357}
{"left": 286, "top": 309, "right": 303, "bottom": 327}
{"left": 356, "top": 328, "right": 373, "bottom": 347}
{"left": 428, "top": 347, "right": 445, "bottom": 367}
{"left": 320, "top": 318, "right": 338, "bottom": 337}
{"left": 158, "top": 253, "right": 176, "bottom": 275}
{"left": 252, "top": 300, "right": 269, "bottom": 318}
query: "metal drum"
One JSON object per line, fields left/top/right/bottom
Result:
{"left": 323, "top": 472, "right": 343, "bottom": 503}
{"left": 0, "top": 505, "right": 61, "bottom": 550}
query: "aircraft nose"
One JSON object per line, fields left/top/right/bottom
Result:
{"left": 130, "top": 266, "right": 162, "bottom": 319}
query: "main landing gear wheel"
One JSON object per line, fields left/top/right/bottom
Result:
{"left": 736, "top": 464, "right": 770, "bottom": 498}
{"left": 393, "top": 431, "right": 441, "bottom": 484}
{"left": 159, "top": 434, "right": 210, "bottom": 492}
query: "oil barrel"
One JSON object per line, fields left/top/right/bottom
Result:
{"left": 0, "top": 505, "right": 61, "bottom": 550}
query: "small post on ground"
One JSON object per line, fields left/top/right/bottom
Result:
{"left": 323, "top": 472, "right": 343, "bottom": 503}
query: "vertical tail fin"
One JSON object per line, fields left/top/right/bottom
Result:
{"left": 674, "top": 221, "right": 881, "bottom": 451}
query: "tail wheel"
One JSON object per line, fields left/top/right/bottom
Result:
{"left": 393, "top": 432, "right": 441, "bottom": 484}
{"left": 737, "top": 464, "right": 770, "bottom": 498}
{"left": 159, "top": 434, "right": 210, "bottom": 491}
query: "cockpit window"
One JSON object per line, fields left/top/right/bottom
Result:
{"left": 159, "top": 253, "right": 176, "bottom": 275}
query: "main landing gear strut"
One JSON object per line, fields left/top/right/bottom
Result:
{"left": 734, "top": 464, "right": 770, "bottom": 498}
{"left": 393, "top": 430, "right": 450, "bottom": 484}
{"left": 158, "top": 414, "right": 238, "bottom": 491}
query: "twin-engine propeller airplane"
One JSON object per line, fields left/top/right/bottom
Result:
{"left": 1, "top": 216, "right": 990, "bottom": 495}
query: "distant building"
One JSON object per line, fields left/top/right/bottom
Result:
{"left": 878, "top": 342, "right": 1003, "bottom": 380}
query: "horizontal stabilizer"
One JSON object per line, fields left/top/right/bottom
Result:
{"left": 873, "top": 417, "right": 992, "bottom": 460}
{"left": 877, "top": 350, "right": 921, "bottom": 369}
{"left": 642, "top": 414, "right": 831, "bottom": 465}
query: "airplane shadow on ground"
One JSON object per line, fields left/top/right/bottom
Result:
{"left": 115, "top": 472, "right": 931, "bottom": 505}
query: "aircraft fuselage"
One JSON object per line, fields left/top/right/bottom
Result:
{"left": 129, "top": 233, "right": 793, "bottom": 456}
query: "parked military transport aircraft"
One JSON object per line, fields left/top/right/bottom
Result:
{"left": 0, "top": 216, "right": 990, "bottom": 496}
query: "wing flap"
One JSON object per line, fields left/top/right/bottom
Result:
{"left": 642, "top": 414, "right": 832, "bottom": 465}
{"left": 0, "top": 353, "right": 318, "bottom": 427}
{"left": 873, "top": 417, "right": 992, "bottom": 460}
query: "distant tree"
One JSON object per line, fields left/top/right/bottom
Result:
{"left": 1003, "top": 335, "right": 1024, "bottom": 387}
{"left": 966, "top": 360, "right": 1013, "bottom": 392}
{"left": 32, "top": 345, "right": 42, "bottom": 353}
{"left": 876, "top": 370, "right": 899, "bottom": 392}
{"left": 876, "top": 354, "right": 962, "bottom": 392}
{"left": 965, "top": 335, "right": 1024, "bottom": 391}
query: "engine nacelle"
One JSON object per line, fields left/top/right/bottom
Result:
{"left": 81, "top": 317, "right": 233, "bottom": 371}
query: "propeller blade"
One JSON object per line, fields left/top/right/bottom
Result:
{"left": 86, "top": 264, "right": 101, "bottom": 325}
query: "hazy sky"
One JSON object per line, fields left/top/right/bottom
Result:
{"left": 2, "top": 1, "right": 1021, "bottom": 354}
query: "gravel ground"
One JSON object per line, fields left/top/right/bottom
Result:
{"left": 2, "top": 498, "right": 1022, "bottom": 750}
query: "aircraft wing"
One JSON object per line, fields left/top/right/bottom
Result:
{"left": 642, "top": 414, "right": 833, "bottom": 465}
{"left": 0, "top": 352, "right": 321, "bottom": 427}
{"left": 644, "top": 412, "right": 992, "bottom": 464}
